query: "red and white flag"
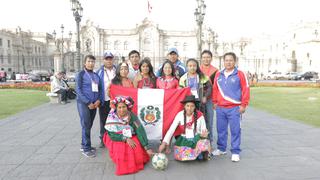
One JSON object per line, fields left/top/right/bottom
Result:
{"left": 148, "top": 0, "right": 152, "bottom": 14}
{"left": 110, "top": 85, "right": 191, "bottom": 140}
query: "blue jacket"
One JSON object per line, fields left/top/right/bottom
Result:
{"left": 76, "top": 69, "right": 102, "bottom": 105}
{"left": 156, "top": 60, "right": 187, "bottom": 78}
{"left": 96, "top": 65, "right": 116, "bottom": 104}
{"left": 213, "top": 67, "right": 250, "bottom": 108}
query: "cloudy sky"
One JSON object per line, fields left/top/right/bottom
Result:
{"left": 0, "top": 0, "right": 319, "bottom": 41}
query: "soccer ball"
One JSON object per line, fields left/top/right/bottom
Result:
{"left": 152, "top": 153, "right": 168, "bottom": 170}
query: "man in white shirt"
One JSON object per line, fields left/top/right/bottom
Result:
{"left": 96, "top": 51, "right": 116, "bottom": 147}
{"left": 51, "top": 72, "right": 69, "bottom": 104}
{"left": 127, "top": 50, "right": 140, "bottom": 81}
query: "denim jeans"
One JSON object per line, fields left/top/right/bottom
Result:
{"left": 77, "top": 101, "right": 97, "bottom": 152}
{"left": 205, "top": 100, "right": 214, "bottom": 143}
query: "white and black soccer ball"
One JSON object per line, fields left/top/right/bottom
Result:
{"left": 152, "top": 153, "right": 168, "bottom": 170}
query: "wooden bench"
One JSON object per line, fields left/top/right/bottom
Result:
{"left": 46, "top": 92, "right": 61, "bottom": 104}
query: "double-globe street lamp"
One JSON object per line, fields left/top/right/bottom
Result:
{"left": 194, "top": 0, "right": 206, "bottom": 58}
{"left": 52, "top": 24, "right": 72, "bottom": 72}
{"left": 70, "top": 0, "right": 83, "bottom": 72}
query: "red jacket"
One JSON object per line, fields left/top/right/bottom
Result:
{"left": 212, "top": 68, "right": 250, "bottom": 108}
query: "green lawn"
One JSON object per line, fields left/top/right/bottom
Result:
{"left": 251, "top": 87, "right": 320, "bottom": 127}
{"left": 0, "top": 89, "right": 49, "bottom": 119}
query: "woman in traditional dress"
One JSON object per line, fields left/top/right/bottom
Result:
{"left": 158, "top": 95, "right": 211, "bottom": 161}
{"left": 103, "top": 96, "right": 153, "bottom": 175}
{"left": 156, "top": 60, "right": 179, "bottom": 89}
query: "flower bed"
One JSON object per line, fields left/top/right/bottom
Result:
{"left": 0, "top": 82, "right": 50, "bottom": 91}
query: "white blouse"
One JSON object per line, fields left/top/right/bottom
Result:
{"left": 103, "top": 68, "right": 115, "bottom": 101}
{"left": 162, "top": 110, "right": 207, "bottom": 144}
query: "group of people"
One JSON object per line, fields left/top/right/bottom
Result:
{"left": 75, "top": 48, "right": 250, "bottom": 175}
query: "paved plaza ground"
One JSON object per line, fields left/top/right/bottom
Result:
{"left": 0, "top": 100, "right": 320, "bottom": 180}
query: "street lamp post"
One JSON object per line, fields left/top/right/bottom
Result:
{"left": 60, "top": 24, "right": 65, "bottom": 72}
{"left": 70, "top": 0, "right": 83, "bottom": 72}
{"left": 213, "top": 33, "right": 218, "bottom": 55}
{"left": 52, "top": 26, "right": 72, "bottom": 72}
{"left": 194, "top": 0, "right": 206, "bottom": 58}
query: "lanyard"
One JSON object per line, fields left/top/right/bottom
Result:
{"left": 104, "top": 67, "right": 115, "bottom": 82}
{"left": 187, "top": 74, "right": 199, "bottom": 88}
{"left": 84, "top": 69, "right": 98, "bottom": 84}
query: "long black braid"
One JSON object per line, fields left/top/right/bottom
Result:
{"left": 183, "top": 108, "right": 198, "bottom": 135}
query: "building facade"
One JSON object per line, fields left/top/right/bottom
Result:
{"left": 0, "top": 18, "right": 218, "bottom": 74}
{"left": 78, "top": 18, "right": 217, "bottom": 69}
{"left": 237, "top": 21, "right": 320, "bottom": 75}
{"left": 0, "top": 27, "right": 54, "bottom": 74}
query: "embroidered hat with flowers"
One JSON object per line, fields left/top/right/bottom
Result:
{"left": 111, "top": 96, "right": 134, "bottom": 110}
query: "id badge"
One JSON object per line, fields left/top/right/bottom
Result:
{"left": 191, "top": 90, "right": 199, "bottom": 98}
{"left": 185, "top": 129, "right": 194, "bottom": 139}
{"left": 92, "top": 82, "right": 98, "bottom": 92}
{"left": 122, "top": 128, "right": 132, "bottom": 138}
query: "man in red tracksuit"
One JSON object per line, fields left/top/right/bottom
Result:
{"left": 212, "top": 52, "right": 250, "bottom": 162}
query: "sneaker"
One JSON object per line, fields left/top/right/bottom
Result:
{"left": 61, "top": 101, "right": 67, "bottom": 105}
{"left": 82, "top": 150, "right": 96, "bottom": 158}
{"left": 208, "top": 153, "right": 214, "bottom": 160}
{"left": 80, "top": 147, "right": 96, "bottom": 152}
{"left": 231, "top": 154, "right": 240, "bottom": 162}
{"left": 212, "top": 149, "right": 227, "bottom": 156}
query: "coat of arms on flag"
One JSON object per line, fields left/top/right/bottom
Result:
{"left": 110, "top": 85, "right": 191, "bottom": 140}
{"left": 139, "top": 105, "right": 161, "bottom": 126}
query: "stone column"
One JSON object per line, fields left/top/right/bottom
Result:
{"left": 53, "top": 50, "right": 62, "bottom": 73}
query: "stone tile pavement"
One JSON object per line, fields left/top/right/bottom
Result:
{"left": 0, "top": 100, "right": 320, "bottom": 180}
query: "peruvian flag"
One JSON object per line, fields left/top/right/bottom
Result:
{"left": 148, "top": 0, "right": 152, "bottom": 13}
{"left": 110, "top": 85, "right": 191, "bottom": 140}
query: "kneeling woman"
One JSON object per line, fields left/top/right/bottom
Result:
{"left": 103, "top": 96, "right": 153, "bottom": 175}
{"left": 158, "top": 95, "right": 211, "bottom": 161}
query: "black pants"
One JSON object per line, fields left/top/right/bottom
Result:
{"left": 98, "top": 100, "right": 111, "bottom": 142}
{"left": 67, "top": 88, "right": 76, "bottom": 99}
{"left": 56, "top": 89, "right": 67, "bottom": 102}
